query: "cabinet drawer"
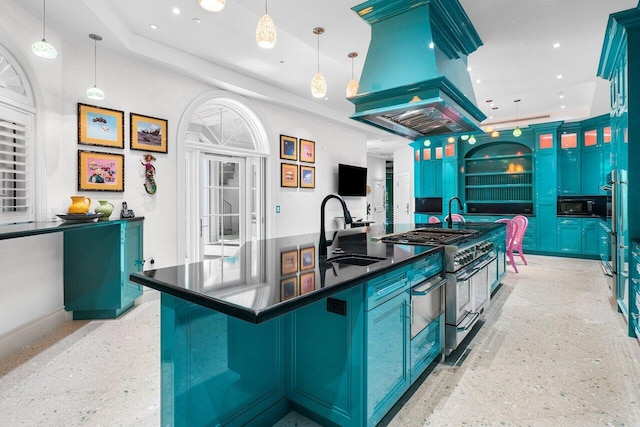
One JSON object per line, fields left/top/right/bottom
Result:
{"left": 410, "top": 252, "right": 443, "bottom": 286}
{"left": 366, "top": 269, "right": 409, "bottom": 311}
{"left": 410, "top": 315, "right": 442, "bottom": 382}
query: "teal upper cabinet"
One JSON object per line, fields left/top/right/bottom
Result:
{"left": 558, "top": 125, "right": 581, "bottom": 195}
{"left": 413, "top": 144, "right": 443, "bottom": 198}
{"left": 557, "top": 116, "right": 612, "bottom": 196}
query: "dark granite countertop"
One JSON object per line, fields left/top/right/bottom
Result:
{"left": 0, "top": 217, "right": 144, "bottom": 241}
{"left": 131, "top": 223, "right": 504, "bottom": 324}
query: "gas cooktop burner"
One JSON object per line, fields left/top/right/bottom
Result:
{"left": 380, "top": 227, "right": 480, "bottom": 246}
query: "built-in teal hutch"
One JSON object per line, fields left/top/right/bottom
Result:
{"left": 598, "top": 2, "right": 640, "bottom": 341}
{"left": 412, "top": 113, "right": 613, "bottom": 260}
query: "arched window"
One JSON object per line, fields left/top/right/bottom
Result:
{"left": 0, "top": 46, "right": 36, "bottom": 224}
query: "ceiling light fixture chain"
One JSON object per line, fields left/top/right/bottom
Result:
{"left": 310, "top": 27, "right": 327, "bottom": 98}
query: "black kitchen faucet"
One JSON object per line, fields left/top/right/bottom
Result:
{"left": 319, "top": 194, "right": 353, "bottom": 256}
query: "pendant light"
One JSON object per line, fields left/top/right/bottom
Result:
{"left": 468, "top": 135, "right": 477, "bottom": 144}
{"left": 31, "top": 0, "right": 57, "bottom": 59}
{"left": 86, "top": 34, "right": 105, "bottom": 101}
{"left": 513, "top": 99, "right": 522, "bottom": 137}
{"left": 198, "top": 0, "right": 226, "bottom": 12}
{"left": 346, "top": 52, "right": 359, "bottom": 98}
{"left": 256, "top": 0, "right": 276, "bottom": 49}
{"left": 310, "top": 27, "right": 327, "bottom": 98}
{"left": 483, "top": 100, "right": 493, "bottom": 133}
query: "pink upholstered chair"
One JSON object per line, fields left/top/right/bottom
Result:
{"left": 495, "top": 218, "right": 518, "bottom": 273}
{"left": 511, "top": 215, "right": 529, "bottom": 265}
{"left": 444, "top": 214, "right": 466, "bottom": 223}
{"left": 428, "top": 216, "right": 441, "bottom": 224}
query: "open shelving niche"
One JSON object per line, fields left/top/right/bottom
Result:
{"left": 464, "top": 142, "right": 534, "bottom": 210}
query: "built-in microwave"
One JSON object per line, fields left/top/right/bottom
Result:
{"left": 557, "top": 198, "right": 595, "bottom": 216}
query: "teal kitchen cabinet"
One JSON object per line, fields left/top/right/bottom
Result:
{"left": 366, "top": 287, "right": 410, "bottom": 425}
{"left": 64, "top": 218, "right": 144, "bottom": 320}
{"left": 557, "top": 218, "right": 582, "bottom": 254}
{"left": 582, "top": 218, "right": 600, "bottom": 256}
{"left": 287, "top": 253, "right": 444, "bottom": 427}
{"left": 558, "top": 130, "right": 581, "bottom": 196}
{"left": 631, "top": 241, "right": 640, "bottom": 341}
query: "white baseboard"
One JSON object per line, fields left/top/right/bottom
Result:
{"left": 0, "top": 308, "right": 70, "bottom": 363}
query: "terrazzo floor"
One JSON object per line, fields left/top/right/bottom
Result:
{"left": 1, "top": 255, "right": 639, "bottom": 426}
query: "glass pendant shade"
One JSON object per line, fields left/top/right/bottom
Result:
{"left": 256, "top": 14, "right": 276, "bottom": 49}
{"left": 31, "top": 40, "right": 57, "bottom": 59}
{"left": 468, "top": 135, "right": 477, "bottom": 144}
{"left": 32, "top": 0, "right": 57, "bottom": 59}
{"left": 86, "top": 86, "right": 105, "bottom": 100}
{"left": 199, "top": 0, "right": 226, "bottom": 12}
{"left": 513, "top": 126, "right": 522, "bottom": 137}
{"left": 311, "top": 72, "right": 327, "bottom": 98}
{"left": 346, "top": 79, "right": 358, "bottom": 98}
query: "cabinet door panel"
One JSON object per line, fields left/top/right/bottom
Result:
{"left": 582, "top": 219, "right": 599, "bottom": 256}
{"left": 557, "top": 219, "right": 581, "bottom": 254}
{"left": 581, "top": 147, "right": 604, "bottom": 195}
{"left": 367, "top": 292, "right": 409, "bottom": 425}
{"left": 558, "top": 149, "right": 581, "bottom": 195}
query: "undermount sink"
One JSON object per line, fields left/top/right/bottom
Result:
{"left": 325, "top": 254, "right": 387, "bottom": 266}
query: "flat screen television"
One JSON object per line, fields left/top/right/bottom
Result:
{"left": 338, "top": 163, "right": 367, "bottom": 197}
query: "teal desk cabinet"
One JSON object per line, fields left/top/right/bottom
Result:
{"left": 0, "top": 217, "right": 144, "bottom": 320}
{"left": 64, "top": 218, "right": 144, "bottom": 319}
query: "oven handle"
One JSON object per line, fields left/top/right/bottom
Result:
{"left": 457, "top": 311, "right": 480, "bottom": 332}
{"left": 411, "top": 276, "right": 447, "bottom": 296}
{"left": 474, "top": 255, "right": 497, "bottom": 271}
{"left": 457, "top": 268, "right": 479, "bottom": 282}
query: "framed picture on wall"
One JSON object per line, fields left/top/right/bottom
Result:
{"left": 299, "top": 139, "right": 315, "bottom": 163}
{"left": 130, "top": 113, "right": 168, "bottom": 153}
{"left": 299, "top": 246, "right": 315, "bottom": 270}
{"left": 281, "top": 249, "right": 299, "bottom": 275}
{"left": 281, "top": 163, "right": 298, "bottom": 187}
{"left": 77, "top": 103, "right": 124, "bottom": 149}
{"left": 299, "top": 272, "right": 315, "bottom": 295}
{"left": 300, "top": 165, "right": 315, "bottom": 189}
{"left": 77, "top": 150, "right": 125, "bottom": 192}
{"left": 280, "top": 276, "right": 298, "bottom": 301}
{"left": 280, "top": 135, "right": 298, "bottom": 160}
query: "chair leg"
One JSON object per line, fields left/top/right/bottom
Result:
{"left": 507, "top": 250, "right": 518, "bottom": 273}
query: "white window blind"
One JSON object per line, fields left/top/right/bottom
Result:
{"left": 0, "top": 107, "right": 33, "bottom": 223}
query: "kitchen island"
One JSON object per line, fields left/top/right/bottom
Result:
{"left": 131, "top": 223, "right": 505, "bottom": 426}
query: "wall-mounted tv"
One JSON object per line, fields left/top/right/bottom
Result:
{"left": 338, "top": 163, "right": 367, "bottom": 197}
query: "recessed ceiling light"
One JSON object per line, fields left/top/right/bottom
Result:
{"left": 561, "top": 105, "right": 566, "bottom": 109}
{"left": 559, "top": 93, "right": 565, "bottom": 98}
{"left": 467, "top": 67, "right": 472, "bottom": 72}
{"left": 476, "top": 79, "right": 482, "bottom": 84}
{"left": 324, "top": 97, "right": 329, "bottom": 100}
{"left": 149, "top": 24, "right": 158, "bottom": 30}
{"left": 192, "top": 18, "right": 201, "bottom": 24}
{"left": 557, "top": 74, "right": 563, "bottom": 79}
{"left": 553, "top": 42, "right": 561, "bottom": 49}
{"left": 172, "top": 7, "right": 180, "bottom": 15}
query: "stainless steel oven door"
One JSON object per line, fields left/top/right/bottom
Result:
{"left": 471, "top": 253, "right": 497, "bottom": 313}
{"left": 410, "top": 275, "right": 447, "bottom": 339}
{"left": 445, "top": 267, "right": 474, "bottom": 327}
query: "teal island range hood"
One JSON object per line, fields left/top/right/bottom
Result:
{"left": 349, "top": 0, "right": 486, "bottom": 141}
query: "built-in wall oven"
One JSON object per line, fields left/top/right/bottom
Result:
{"left": 410, "top": 274, "right": 446, "bottom": 339}
{"left": 444, "top": 242, "right": 496, "bottom": 355}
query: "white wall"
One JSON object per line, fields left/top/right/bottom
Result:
{"left": 256, "top": 100, "right": 368, "bottom": 237}
{"left": 0, "top": 1, "right": 370, "bottom": 357}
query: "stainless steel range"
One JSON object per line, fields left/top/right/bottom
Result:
{"left": 381, "top": 227, "right": 497, "bottom": 355}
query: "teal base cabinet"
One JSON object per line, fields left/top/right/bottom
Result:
{"left": 161, "top": 294, "right": 287, "bottom": 427}
{"left": 556, "top": 218, "right": 601, "bottom": 258}
{"left": 630, "top": 241, "right": 640, "bottom": 340}
{"left": 64, "top": 219, "right": 144, "bottom": 319}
